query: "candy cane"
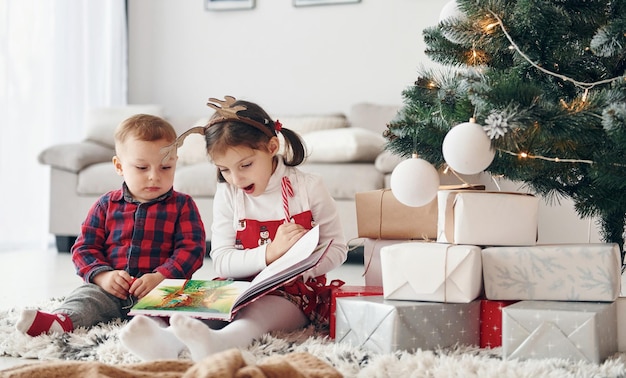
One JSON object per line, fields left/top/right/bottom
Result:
{"left": 281, "top": 176, "right": 294, "bottom": 222}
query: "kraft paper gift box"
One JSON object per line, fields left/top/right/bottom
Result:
{"left": 335, "top": 296, "right": 480, "bottom": 354}
{"left": 380, "top": 242, "right": 482, "bottom": 303}
{"left": 329, "top": 285, "right": 383, "bottom": 339}
{"left": 363, "top": 238, "right": 415, "bottom": 286}
{"left": 502, "top": 300, "right": 617, "bottom": 363}
{"left": 482, "top": 243, "right": 621, "bottom": 301}
{"left": 356, "top": 185, "right": 485, "bottom": 240}
{"left": 479, "top": 299, "right": 518, "bottom": 348}
{"left": 436, "top": 190, "right": 539, "bottom": 246}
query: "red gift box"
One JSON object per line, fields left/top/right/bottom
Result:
{"left": 480, "top": 299, "right": 518, "bottom": 348}
{"left": 330, "top": 285, "right": 383, "bottom": 339}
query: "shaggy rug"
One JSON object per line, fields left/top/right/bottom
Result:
{"left": 2, "top": 298, "right": 626, "bottom": 377}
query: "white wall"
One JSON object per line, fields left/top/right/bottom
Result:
{"left": 127, "top": 0, "right": 447, "bottom": 118}
{"left": 126, "top": 0, "right": 605, "bottom": 245}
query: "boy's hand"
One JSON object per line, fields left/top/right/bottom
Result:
{"left": 265, "top": 222, "right": 307, "bottom": 265}
{"left": 92, "top": 270, "right": 134, "bottom": 300}
{"left": 129, "top": 272, "right": 165, "bottom": 299}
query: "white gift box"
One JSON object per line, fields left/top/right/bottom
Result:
{"left": 380, "top": 242, "right": 482, "bottom": 303}
{"left": 618, "top": 298, "right": 626, "bottom": 352}
{"left": 363, "top": 239, "right": 415, "bottom": 286}
{"left": 437, "top": 190, "right": 539, "bottom": 246}
{"left": 503, "top": 300, "right": 617, "bottom": 363}
{"left": 482, "top": 243, "right": 621, "bottom": 301}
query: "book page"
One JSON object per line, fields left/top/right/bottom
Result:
{"left": 130, "top": 279, "right": 251, "bottom": 320}
{"left": 251, "top": 225, "right": 320, "bottom": 285}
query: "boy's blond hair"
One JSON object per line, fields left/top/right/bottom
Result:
{"left": 114, "top": 114, "right": 177, "bottom": 153}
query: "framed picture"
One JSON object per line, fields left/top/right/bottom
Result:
{"left": 294, "top": 0, "right": 360, "bottom": 6}
{"left": 205, "top": 0, "right": 255, "bottom": 11}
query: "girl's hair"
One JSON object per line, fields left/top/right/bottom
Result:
{"left": 114, "top": 114, "right": 177, "bottom": 153}
{"left": 204, "top": 99, "right": 306, "bottom": 182}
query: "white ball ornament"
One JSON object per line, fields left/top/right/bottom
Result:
{"left": 439, "top": 0, "right": 466, "bottom": 23}
{"left": 442, "top": 118, "right": 495, "bottom": 175}
{"left": 439, "top": 0, "right": 468, "bottom": 44}
{"left": 390, "top": 155, "right": 441, "bottom": 207}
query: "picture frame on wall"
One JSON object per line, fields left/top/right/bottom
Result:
{"left": 294, "top": 0, "right": 361, "bottom": 7}
{"left": 205, "top": 0, "right": 255, "bottom": 11}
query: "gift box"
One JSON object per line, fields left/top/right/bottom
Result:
{"left": 502, "top": 300, "right": 617, "bottom": 363}
{"left": 335, "top": 296, "right": 480, "bottom": 353}
{"left": 618, "top": 298, "right": 626, "bottom": 352}
{"left": 436, "top": 190, "right": 539, "bottom": 246}
{"left": 363, "top": 239, "right": 414, "bottom": 286}
{"left": 356, "top": 185, "right": 485, "bottom": 240}
{"left": 482, "top": 243, "right": 621, "bottom": 301}
{"left": 380, "top": 242, "right": 482, "bottom": 303}
{"left": 329, "top": 285, "right": 383, "bottom": 339}
{"left": 480, "top": 299, "right": 518, "bottom": 348}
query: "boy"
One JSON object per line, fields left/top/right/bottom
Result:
{"left": 17, "top": 114, "right": 206, "bottom": 336}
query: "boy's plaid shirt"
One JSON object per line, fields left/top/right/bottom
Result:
{"left": 71, "top": 184, "right": 206, "bottom": 282}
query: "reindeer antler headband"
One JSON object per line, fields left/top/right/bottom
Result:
{"left": 160, "top": 95, "right": 277, "bottom": 162}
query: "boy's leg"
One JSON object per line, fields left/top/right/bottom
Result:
{"left": 170, "top": 295, "right": 308, "bottom": 362}
{"left": 16, "top": 283, "right": 124, "bottom": 336}
{"left": 119, "top": 315, "right": 186, "bottom": 361}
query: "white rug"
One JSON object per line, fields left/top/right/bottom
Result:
{"left": 2, "top": 298, "right": 626, "bottom": 377}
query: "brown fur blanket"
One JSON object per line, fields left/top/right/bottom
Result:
{"left": 0, "top": 349, "right": 342, "bottom": 378}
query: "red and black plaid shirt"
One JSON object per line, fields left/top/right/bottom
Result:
{"left": 71, "top": 184, "right": 206, "bottom": 283}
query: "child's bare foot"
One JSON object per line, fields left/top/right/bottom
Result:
{"left": 15, "top": 309, "right": 73, "bottom": 336}
{"left": 119, "top": 315, "right": 184, "bottom": 361}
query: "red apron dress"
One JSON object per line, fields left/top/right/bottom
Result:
{"left": 233, "top": 176, "right": 340, "bottom": 329}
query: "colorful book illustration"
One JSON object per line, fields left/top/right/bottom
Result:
{"left": 129, "top": 226, "right": 331, "bottom": 321}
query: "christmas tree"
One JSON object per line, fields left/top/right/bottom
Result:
{"left": 385, "top": 0, "right": 626, "bottom": 253}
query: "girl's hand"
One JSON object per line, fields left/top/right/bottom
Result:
{"left": 129, "top": 272, "right": 165, "bottom": 299}
{"left": 265, "top": 222, "right": 307, "bottom": 265}
{"left": 93, "top": 270, "right": 134, "bottom": 300}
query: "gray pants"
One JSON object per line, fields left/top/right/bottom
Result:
{"left": 53, "top": 283, "right": 135, "bottom": 328}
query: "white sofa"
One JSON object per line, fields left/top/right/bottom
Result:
{"left": 38, "top": 103, "right": 403, "bottom": 252}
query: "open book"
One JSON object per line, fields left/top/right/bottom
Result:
{"left": 128, "top": 226, "right": 331, "bottom": 321}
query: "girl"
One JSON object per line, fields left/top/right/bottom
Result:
{"left": 120, "top": 96, "right": 347, "bottom": 361}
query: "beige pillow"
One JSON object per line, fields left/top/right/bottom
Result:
{"left": 303, "top": 128, "right": 386, "bottom": 163}
{"left": 85, "top": 105, "right": 164, "bottom": 148}
{"left": 176, "top": 132, "right": 209, "bottom": 166}
{"left": 274, "top": 115, "right": 348, "bottom": 135}
{"left": 374, "top": 150, "right": 405, "bottom": 173}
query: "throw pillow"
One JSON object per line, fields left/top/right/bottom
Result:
{"left": 303, "top": 128, "right": 386, "bottom": 163}
{"left": 176, "top": 130, "right": 209, "bottom": 166}
{"left": 274, "top": 115, "right": 348, "bottom": 135}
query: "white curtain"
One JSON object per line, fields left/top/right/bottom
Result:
{"left": 0, "top": 0, "right": 127, "bottom": 250}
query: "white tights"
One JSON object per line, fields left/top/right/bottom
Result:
{"left": 120, "top": 295, "right": 309, "bottom": 362}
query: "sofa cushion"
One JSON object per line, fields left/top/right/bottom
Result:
{"left": 77, "top": 162, "right": 123, "bottom": 195}
{"left": 349, "top": 103, "right": 401, "bottom": 134}
{"left": 174, "top": 163, "right": 219, "bottom": 197}
{"left": 303, "top": 128, "right": 386, "bottom": 163}
{"left": 299, "top": 163, "right": 384, "bottom": 199}
{"left": 38, "top": 142, "right": 115, "bottom": 173}
{"left": 86, "top": 105, "right": 164, "bottom": 148}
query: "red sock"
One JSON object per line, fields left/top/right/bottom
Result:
{"left": 23, "top": 311, "right": 73, "bottom": 337}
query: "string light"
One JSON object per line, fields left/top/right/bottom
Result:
{"left": 500, "top": 149, "right": 595, "bottom": 165}
{"left": 488, "top": 11, "right": 625, "bottom": 90}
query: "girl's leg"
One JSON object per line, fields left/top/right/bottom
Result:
{"left": 170, "top": 295, "right": 308, "bottom": 362}
{"left": 119, "top": 315, "right": 186, "bottom": 361}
